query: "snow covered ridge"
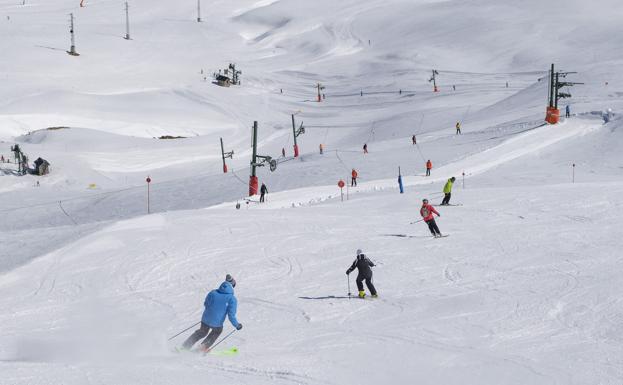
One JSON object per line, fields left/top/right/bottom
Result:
{"left": 210, "top": 118, "right": 602, "bottom": 210}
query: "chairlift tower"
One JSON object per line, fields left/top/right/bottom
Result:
{"left": 291, "top": 114, "right": 305, "bottom": 157}
{"left": 67, "top": 13, "right": 79, "bottom": 56}
{"left": 249, "top": 121, "right": 277, "bottom": 196}
{"left": 228, "top": 63, "right": 241, "bottom": 85}
{"left": 545, "top": 63, "right": 583, "bottom": 124}
{"left": 316, "top": 83, "right": 325, "bottom": 102}
{"left": 124, "top": 2, "right": 131, "bottom": 40}
{"left": 220, "top": 137, "right": 234, "bottom": 173}
{"left": 429, "top": 70, "right": 439, "bottom": 92}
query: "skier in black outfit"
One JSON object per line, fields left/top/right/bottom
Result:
{"left": 346, "top": 249, "right": 377, "bottom": 298}
{"left": 260, "top": 183, "right": 268, "bottom": 203}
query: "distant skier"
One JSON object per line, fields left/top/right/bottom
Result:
{"left": 182, "top": 274, "right": 243, "bottom": 353}
{"left": 412, "top": 135, "right": 417, "bottom": 145}
{"left": 363, "top": 143, "right": 368, "bottom": 154}
{"left": 420, "top": 198, "right": 442, "bottom": 237}
{"left": 346, "top": 249, "right": 377, "bottom": 298}
{"left": 319, "top": 143, "right": 324, "bottom": 154}
{"left": 455, "top": 121, "right": 461, "bottom": 135}
{"left": 425, "top": 160, "right": 432, "bottom": 176}
{"left": 440, "top": 177, "right": 456, "bottom": 205}
{"left": 565, "top": 105, "right": 571, "bottom": 118}
{"left": 260, "top": 183, "right": 268, "bottom": 203}
{"left": 351, "top": 168, "right": 358, "bottom": 186}
{"left": 281, "top": 148, "right": 286, "bottom": 158}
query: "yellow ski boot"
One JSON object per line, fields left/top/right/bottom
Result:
{"left": 358, "top": 291, "right": 366, "bottom": 298}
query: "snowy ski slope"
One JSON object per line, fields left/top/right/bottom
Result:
{"left": 1, "top": 0, "right": 622, "bottom": 384}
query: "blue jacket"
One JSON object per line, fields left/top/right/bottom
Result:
{"left": 201, "top": 281, "right": 240, "bottom": 328}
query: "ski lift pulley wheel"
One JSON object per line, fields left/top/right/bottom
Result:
{"left": 269, "top": 159, "right": 277, "bottom": 172}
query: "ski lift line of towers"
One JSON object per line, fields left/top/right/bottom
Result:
{"left": 233, "top": 64, "right": 573, "bottom": 198}
{"left": 313, "top": 69, "right": 452, "bottom": 98}
{"left": 66, "top": 2, "right": 132, "bottom": 56}
{"left": 75, "top": 0, "right": 201, "bottom": 23}
{"left": 220, "top": 115, "right": 304, "bottom": 196}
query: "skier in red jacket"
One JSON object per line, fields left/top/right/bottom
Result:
{"left": 420, "top": 199, "right": 442, "bottom": 237}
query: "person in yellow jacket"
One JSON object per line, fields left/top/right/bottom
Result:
{"left": 455, "top": 121, "right": 461, "bottom": 135}
{"left": 440, "top": 177, "right": 456, "bottom": 205}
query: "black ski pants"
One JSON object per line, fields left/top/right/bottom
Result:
{"left": 441, "top": 193, "right": 451, "bottom": 205}
{"left": 182, "top": 323, "right": 223, "bottom": 350}
{"left": 426, "top": 218, "right": 441, "bottom": 236}
{"left": 351, "top": 177, "right": 357, "bottom": 187}
{"left": 260, "top": 192, "right": 266, "bottom": 202}
{"left": 356, "top": 272, "right": 377, "bottom": 295}
{"left": 426, "top": 168, "right": 431, "bottom": 176}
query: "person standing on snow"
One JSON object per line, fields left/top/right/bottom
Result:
{"left": 363, "top": 143, "right": 368, "bottom": 154}
{"left": 182, "top": 274, "right": 243, "bottom": 353}
{"left": 319, "top": 143, "right": 324, "bottom": 154}
{"left": 260, "top": 183, "right": 268, "bottom": 203}
{"left": 425, "top": 160, "right": 432, "bottom": 176}
{"left": 565, "top": 105, "right": 571, "bottom": 118}
{"left": 346, "top": 249, "right": 377, "bottom": 298}
{"left": 440, "top": 177, "right": 456, "bottom": 206}
{"left": 351, "top": 168, "right": 358, "bottom": 186}
{"left": 412, "top": 135, "right": 417, "bottom": 145}
{"left": 455, "top": 121, "right": 461, "bottom": 135}
{"left": 420, "top": 198, "right": 442, "bottom": 237}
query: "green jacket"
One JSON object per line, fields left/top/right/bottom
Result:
{"left": 443, "top": 179, "right": 454, "bottom": 193}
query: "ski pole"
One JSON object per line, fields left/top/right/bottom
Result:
{"left": 410, "top": 219, "right": 424, "bottom": 224}
{"left": 347, "top": 274, "right": 351, "bottom": 299}
{"left": 208, "top": 329, "right": 236, "bottom": 352}
{"left": 167, "top": 321, "right": 201, "bottom": 341}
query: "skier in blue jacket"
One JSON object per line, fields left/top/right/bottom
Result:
{"left": 182, "top": 274, "right": 243, "bottom": 352}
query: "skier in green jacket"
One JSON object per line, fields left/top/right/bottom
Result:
{"left": 440, "top": 177, "right": 456, "bottom": 206}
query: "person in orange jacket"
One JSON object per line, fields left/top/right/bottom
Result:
{"left": 351, "top": 168, "right": 358, "bottom": 186}
{"left": 426, "top": 160, "right": 432, "bottom": 176}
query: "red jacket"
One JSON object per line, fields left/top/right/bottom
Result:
{"left": 420, "top": 204, "right": 438, "bottom": 222}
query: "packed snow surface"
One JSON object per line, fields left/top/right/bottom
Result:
{"left": 1, "top": 0, "right": 622, "bottom": 384}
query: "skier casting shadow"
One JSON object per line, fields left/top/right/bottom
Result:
{"left": 440, "top": 177, "right": 456, "bottom": 205}
{"left": 346, "top": 249, "right": 377, "bottom": 298}
{"left": 181, "top": 274, "right": 243, "bottom": 353}
{"left": 420, "top": 198, "right": 443, "bottom": 237}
